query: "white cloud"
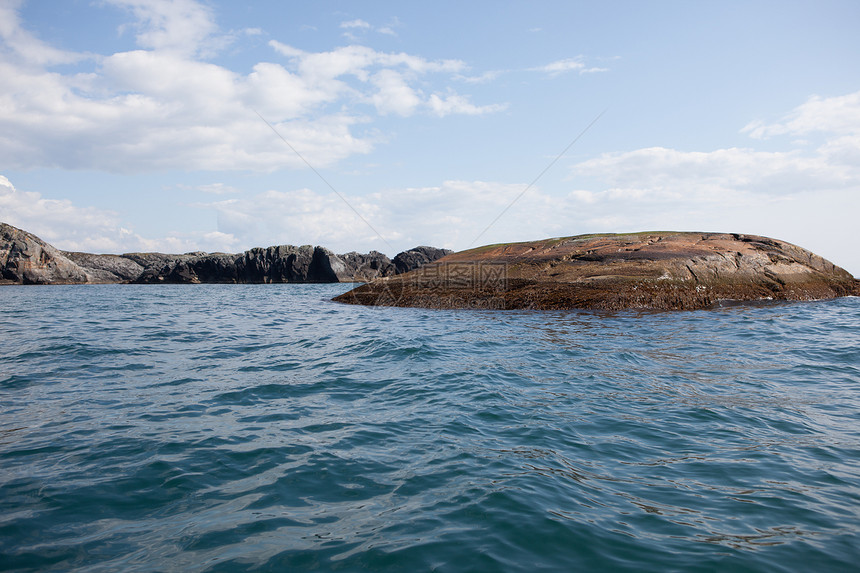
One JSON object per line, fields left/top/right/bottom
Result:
{"left": 532, "top": 57, "right": 607, "bottom": 77}
{"left": 559, "top": 95, "right": 860, "bottom": 275}
{"left": 571, "top": 145, "right": 857, "bottom": 196}
{"left": 340, "top": 19, "right": 371, "bottom": 30}
{"left": 196, "top": 179, "right": 565, "bottom": 255}
{"left": 371, "top": 69, "right": 422, "bottom": 116}
{"left": 4, "top": 164, "right": 859, "bottom": 275}
{"left": 0, "top": 175, "right": 123, "bottom": 252}
{"left": 538, "top": 58, "right": 585, "bottom": 74}
{"left": 455, "top": 70, "right": 505, "bottom": 84}
{"left": 428, "top": 93, "right": 508, "bottom": 117}
{"left": 339, "top": 17, "right": 399, "bottom": 37}
{"left": 108, "top": 0, "right": 219, "bottom": 56}
{"left": 270, "top": 41, "right": 467, "bottom": 76}
{"left": 574, "top": 90, "right": 860, "bottom": 202}
{"left": 0, "top": 3, "right": 500, "bottom": 174}
{"left": 0, "top": 0, "right": 84, "bottom": 66}
{"left": 742, "top": 90, "right": 860, "bottom": 139}
{"left": 0, "top": 176, "right": 241, "bottom": 254}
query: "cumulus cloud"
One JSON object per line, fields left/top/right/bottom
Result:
{"left": 1, "top": 176, "right": 119, "bottom": 245}
{"left": 0, "top": 2, "right": 501, "bottom": 174}
{"left": 558, "top": 94, "right": 860, "bottom": 274}
{"left": 571, "top": 145, "right": 857, "bottom": 197}
{"left": 108, "top": 0, "right": 220, "bottom": 56}
{"left": 573, "top": 90, "right": 860, "bottom": 201}
{"left": 2, "top": 173, "right": 565, "bottom": 256}
{"left": 742, "top": 90, "right": 860, "bottom": 139}
{"left": 193, "top": 179, "right": 572, "bottom": 255}
{"left": 4, "top": 154, "right": 859, "bottom": 274}
{"left": 0, "top": 176, "right": 196, "bottom": 253}
{"left": 370, "top": 69, "right": 422, "bottom": 116}
{"left": 0, "top": 175, "right": 241, "bottom": 254}
{"left": 1, "top": 171, "right": 560, "bottom": 257}
{"left": 0, "top": 0, "right": 84, "bottom": 66}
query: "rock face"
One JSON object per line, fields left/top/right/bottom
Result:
{"left": 393, "top": 246, "right": 454, "bottom": 275}
{"left": 1, "top": 223, "right": 91, "bottom": 284}
{"left": 333, "top": 232, "right": 860, "bottom": 311}
{"left": 338, "top": 251, "right": 396, "bottom": 281}
{"left": 62, "top": 252, "right": 145, "bottom": 283}
{"left": 132, "top": 246, "right": 431, "bottom": 284}
{"left": 0, "top": 222, "right": 451, "bottom": 285}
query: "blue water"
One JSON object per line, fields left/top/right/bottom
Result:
{"left": 1, "top": 284, "right": 859, "bottom": 572}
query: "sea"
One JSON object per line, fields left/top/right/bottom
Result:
{"left": 1, "top": 284, "right": 858, "bottom": 572}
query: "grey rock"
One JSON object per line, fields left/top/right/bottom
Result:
{"left": 1, "top": 222, "right": 452, "bottom": 286}
{"left": 337, "top": 251, "right": 396, "bottom": 281}
{"left": 62, "top": 251, "right": 144, "bottom": 283}
{"left": 1, "top": 223, "right": 90, "bottom": 284}
{"left": 309, "top": 247, "right": 351, "bottom": 282}
{"left": 393, "top": 246, "right": 454, "bottom": 274}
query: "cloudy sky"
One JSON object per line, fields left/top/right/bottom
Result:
{"left": 1, "top": 0, "right": 859, "bottom": 275}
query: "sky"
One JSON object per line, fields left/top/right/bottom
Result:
{"left": 1, "top": 0, "right": 859, "bottom": 275}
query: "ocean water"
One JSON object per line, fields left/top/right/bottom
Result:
{"left": 1, "top": 284, "right": 858, "bottom": 573}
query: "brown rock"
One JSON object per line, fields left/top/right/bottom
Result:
{"left": 333, "top": 232, "right": 860, "bottom": 311}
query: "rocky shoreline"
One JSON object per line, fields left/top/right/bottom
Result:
{"left": 334, "top": 232, "right": 860, "bottom": 311}
{"left": 0, "top": 222, "right": 450, "bottom": 285}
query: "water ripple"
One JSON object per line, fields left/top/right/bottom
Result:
{"left": 0, "top": 285, "right": 858, "bottom": 571}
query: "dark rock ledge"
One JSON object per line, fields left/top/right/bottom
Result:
{"left": 0, "top": 222, "right": 451, "bottom": 285}
{"left": 333, "top": 232, "right": 860, "bottom": 311}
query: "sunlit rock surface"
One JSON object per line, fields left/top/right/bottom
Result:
{"left": 334, "top": 232, "right": 860, "bottom": 311}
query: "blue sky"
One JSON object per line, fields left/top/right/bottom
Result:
{"left": 1, "top": 0, "right": 859, "bottom": 275}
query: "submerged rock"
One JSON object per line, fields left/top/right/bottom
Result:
{"left": 333, "top": 232, "right": 860, "bottom": 311}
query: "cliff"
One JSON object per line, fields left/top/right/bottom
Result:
{"left": 333, "top": 232, "right": 860, "bottom": 311}
{"left": 1, "top": 223, "right": 91, "bottom": 284}
{"left": 0, "top": 222, "right": 451, "bottom": 285}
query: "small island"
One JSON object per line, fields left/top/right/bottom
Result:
{"left": 333, "top": 232, "right": 860, "bottom": 311}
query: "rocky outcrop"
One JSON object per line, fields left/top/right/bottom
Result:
{"left": 0, "top": 222, "right": 450, "bottom": 285}
{"left": 1, "top": 223, "right": 90, "bottom": 284}
{"left": 62, "top": 251, "right": 145, "bottom": 283}
{"left": 333, "top": 232, "right": 860, "bottom": 311}
{"left": 134, "top": 246, "right": 389, "bottom": 284}
{"left": 338, "top": 251, "right": 396, "bottom": 281}
{"left": 393, "top": 246, "right": 454, "bottom": 274}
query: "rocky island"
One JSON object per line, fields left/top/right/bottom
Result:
{"left": 333, "top": 232, "right": 860, "bottom": 311}
{"left": 0, "top": 222, "right": 450, "bottom": 285}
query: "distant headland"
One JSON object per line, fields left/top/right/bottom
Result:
{"left": 334, "top": 232, "right": 860, "bottom": 311}
{"left": 0, "top": 222, "right": 450, "bottom": 285}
